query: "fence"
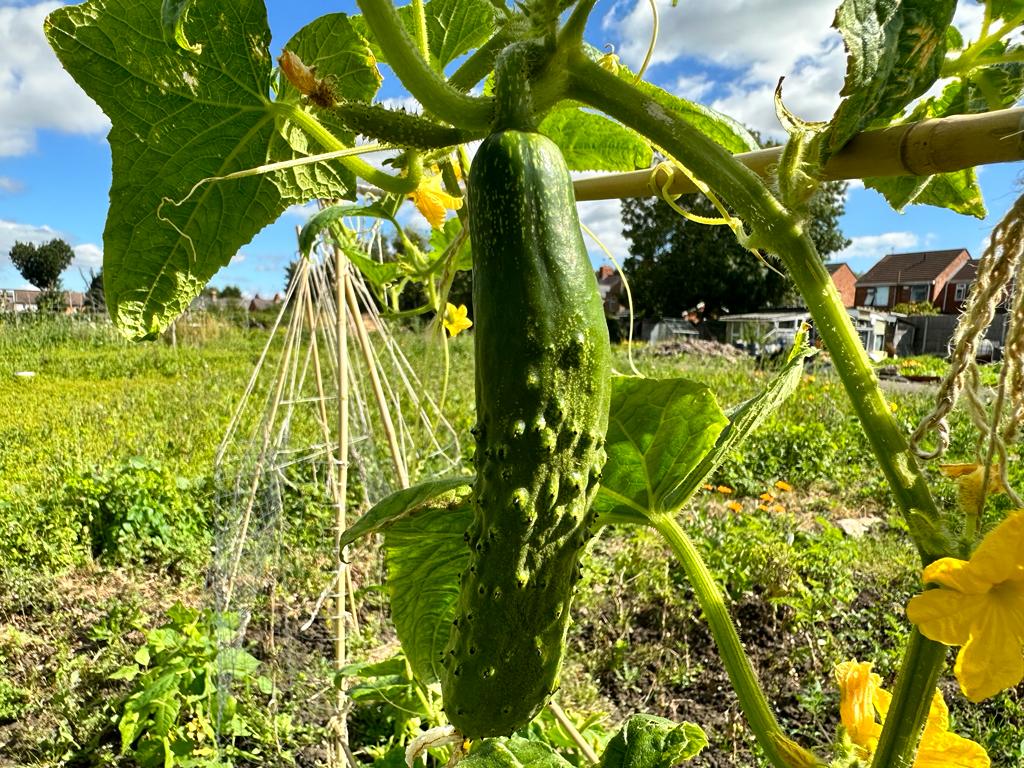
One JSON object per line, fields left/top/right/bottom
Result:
{"left": 895, "top": 313, "right": 1009, "bottom": 357}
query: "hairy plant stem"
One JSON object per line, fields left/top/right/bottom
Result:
{"left": 448, "top": 31, "right": 513, "bottom": 92}
{"left": 284, "top": 105, "right": 420, "bottom": 194}
{"left": 650, "top": 512, "right": 817, "bottom": 768}
{"left": 357, "top": 0, "right": 493, "bottom": 130}
{"left": 565, "top": 50, "right": 948, "bottom": 768}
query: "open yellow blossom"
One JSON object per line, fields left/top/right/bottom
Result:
{"left": 835, "top": 660, "right": 988, "bottom": 766}
{"left": 775, "top": 480, "right": 792, "bottom": 492}
{"left": 716, "top": 484, "right": 733, "bottom": 494}
{"left": 442, "top": 303, "right": 472, "bottom": 338}
{"left": 726, "top": 500, "right": 742, "bottom": 513}
{"left": 409, "top": 173, "right": 463, "bottom": 229}
{"left": 906, "top": 511, "right": 1024, "bottom": 702}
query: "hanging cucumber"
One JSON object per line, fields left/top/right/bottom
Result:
{"left": 440, "top": 127, "right": 612, "bottom": 738}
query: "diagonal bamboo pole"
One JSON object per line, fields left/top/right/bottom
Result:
{"left": 573, "top": 107, "right": 1024, "bottom": 201}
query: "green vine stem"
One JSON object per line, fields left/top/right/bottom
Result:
{"left": 564, "top": 50, "right": 948, "bottom": 767}
{"left": 283, "top": 104, "right": 421, "bottom": 194}
{"left": 449, "top": 31, "right": 514, "bottom": 92}
{"left": 356, "top": 0, "right": 494, "bottom": 130}
{"left": 941, "top": 9, "right": 1024, "bottom": 78}
{"left": 649, "top": 512, "right": 817, "bottom": 768}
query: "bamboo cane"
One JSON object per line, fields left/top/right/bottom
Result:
{"left": 572, "top": 107, "right": 1024, "bottom": 201}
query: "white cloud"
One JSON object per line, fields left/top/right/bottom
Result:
{"left": 952, "top": 2, "right": 985, "bottom": 43}
{"left": 0, "top": 1, "right": 109, "bottom": 156}
{"left": 605, "top": 0, "right": 841, "bottom": 77}
{"left": 230, "top": 251, "right": 246, "bottom": 265}
{"left": 603, "top": 0, "right": 846, "bottom": 139}
{"left": 381, "top": 96, "right": 423, "bottom": 114}
{"left": 0, "top": 175, "right": 22, "bottom": 193}
{"left": 833, "top": 231, "right": 921, "bottom": 271}
{"left": 710, "top": 45, "right": 846, "bottom": 139}
{"left": 577, "top": 198, "right": 630, "bottom": 266}
{"left": 673, "top": 73, "right": 713, "bottom": 102}
{"left": 72, "top": 242, "right": 101, "bottom": 269}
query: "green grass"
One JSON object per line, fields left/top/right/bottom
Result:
{"left": 1, "top": 317, "right": 1021, "bottom": 767}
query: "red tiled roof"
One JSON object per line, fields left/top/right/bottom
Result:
{"left": 857, "top": 249, "right": 969, "bottom": 285}
{"left": 949, "top": 259, "right": 978, "bottom": 283}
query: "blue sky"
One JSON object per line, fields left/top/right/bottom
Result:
{"left": 0, "top": 0, "right": 1019, "bottom": 296}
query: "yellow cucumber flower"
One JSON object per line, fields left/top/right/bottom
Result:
{"left": 906, "top": 511, "right": 1024, "bottom": 702}
{"left": 835, "top": 660, "right": 988, "bottom": 767}
{"left": 939, "top": 463, "right": 1006, "bottom": 517}
{"left": 835, "top": 661, "right": 882, "bottom": 759}
{"left": 409, "top": 170, "right": 463, "bottom": 229}
{"left": 443, "top": 303, "right": 472, "bottom": 338}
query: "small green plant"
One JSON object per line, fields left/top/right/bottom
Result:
{"left": 65, "top": 457, "right": 209, "bottom": 569}
{"left": 0, "top": 676, "right": 30, "bottom": 723}
{"left": 109, "top": 603, "right": 273, "bottom": 768}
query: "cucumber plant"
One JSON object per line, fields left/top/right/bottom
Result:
{"left": 44, "top": 0, "right": 1024, "bottom": 767}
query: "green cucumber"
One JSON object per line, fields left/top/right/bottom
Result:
{"left": 441, "top": 130, "right": 611, "bottom": 737}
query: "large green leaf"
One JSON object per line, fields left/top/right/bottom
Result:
{"left": 353, "top": 0, "right": 496, "bottom": 70}
{"left": 340, "top": 475, "right": 473, "bottom": 548}
{"left": 990, "top": 0, "right": 1024, "bottom": 22}
{"left": 383, "top": 491, "right": 472, "bottom": 684}
{"left": 593, "top": 378, "right": 728, "bottom": 523}
{"left": 46, "top": 0, "right": 358, "bottom": 339}
{"left": 598, "top": 715, "right": 707, "bottom": 768}
{"left": 866, "top": 169, "right": 986, "bottom": 218}
{"left": 425, "top": 0, "right": 497, "bottom": 68}
{"left": 280, "top": 13, "right": 382, "bottom": 112}
{"left": 595, "top": 344, "right": 815, "bottom": 525}
{"left": 824, "top": 0, "right": 957, "bottom": 159}
{"left": 460, "top": 737, "right": 575, "bottom": 768}
{"left": 539, "top": 107, "right": 652, "bottom": 172}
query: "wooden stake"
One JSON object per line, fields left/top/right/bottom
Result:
{"left": 333, "top": 244, "right": 352, "bottom": 767}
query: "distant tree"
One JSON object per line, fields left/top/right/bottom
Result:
{"left": 9, "top": 238, "right": 74, "bottom": 292}
{"left": 620, "top": 179, "right": 850, "bottom": 318}
{"left": 284, "top": 259, "right": 299, "bottom": 292}
{"left": 202, "top": 284, "right": 242, "bottom": 298}
{"left": 85, "top": 268, "right": 105, "bottom": 310}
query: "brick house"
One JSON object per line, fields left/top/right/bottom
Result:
{"left": 854, "top": 249, "right": 971, "bottom": 312}
{"left": 940, "top": 259, "right": 977, "bottom": 314}
{"left": 1, "top": 288, "right": 85, "bottom": 313}
{"left": 825, "top": 262, "right": 857, "bottom": 308}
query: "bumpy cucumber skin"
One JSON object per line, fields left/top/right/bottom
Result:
{"left": 441, "top": 131, "right": 611, "bottom": 738}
